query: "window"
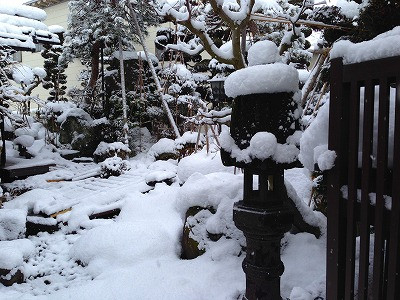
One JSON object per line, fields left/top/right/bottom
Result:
{"left": 12, "top": 51, "right": 22, "bottom": 62}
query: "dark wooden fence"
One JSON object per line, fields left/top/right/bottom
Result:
{"left": 327, "top": 56, "right": 400, "bottom": 299}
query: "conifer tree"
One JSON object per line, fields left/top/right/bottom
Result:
{"left": 42, "top": 44, "right": 68, "bottom": 102}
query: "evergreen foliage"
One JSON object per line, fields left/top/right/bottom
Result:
{"left": 353, "top": 0, "right": 400, "bottom": 42}
{"left": 41, "top": 44, "right": 68, "bottom": 102}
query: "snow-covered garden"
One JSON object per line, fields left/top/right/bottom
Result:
{"left": 0, "top": 0, "right": 399, "bottom": 299}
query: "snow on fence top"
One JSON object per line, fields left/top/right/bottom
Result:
{"left": 331, "top": 26, "right": 400, "bottom": 64}
{"left": 0, "top": 3, "right": 47, "bottom": 21}
{"left": 224, "top": 63, "right": 299, "bottom": 98}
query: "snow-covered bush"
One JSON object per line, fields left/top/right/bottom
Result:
{"left": 0, "top": 209, "right": 26, "bottom": 241}
{"left": 148, "top": 138, "right": 179, "bottom": 161}
{"left": 100, "top": 156, "right": 130, "bottom": 178}
{"left": 93, "top": 142, "right": 131, "bottom": 163}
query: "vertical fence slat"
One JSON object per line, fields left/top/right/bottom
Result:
{"left": 327, "top": 57, "right": 347, "bottom": 300}
{"left": 358, "top": 80, "right": 375, "bottom": 300}
{"left": 344, "top": 81, "right": 360, "bottom": 300}
{"left": 387, "top": 78, "right": 400, "bottom": 299}
{"left": 372, "top": 78, "right": 390, "bottom": 299}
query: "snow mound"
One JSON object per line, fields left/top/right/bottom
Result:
{"left": 220, "top": 127, "right": 299, "bottom": 164}
{"left": 70, "top": 221, "right": 178, "bottom": 276}
{"left": 12, "top": 65, "right": 34, "bottom": 84}
{"left": 14, "top": 135, "right": 35, "bottom": 148}
{"left": 224, "top": 63, "right": 299, "bottom": 98}
{"left": 94, "top": 142, "right": 131, "bottom": 156}
{"left": 0, "top": 239, "right": 35, "bottom": 270}
{"left": 15, "top": 127, "right": 38, "bottom": 138}
{"left": 3, "top": 189, "right": 61, "bottom": 215}
{"left": 148, "top": 138, "right": 177, "bottom": 158}
{"left": 247, "top": 40, "right": 281, "bottom": 66}
{"left": 145, "top": 170, "right": 176, "bottom": 183}
{"left": 175, "top": 131, "right": 204, "bottom": 146}
{"left": 0, "top": 209, "right": 26, "bottom": 241}
{"left": 176, "top": 172, "right": 242, "bottom": 216}
{"left": 331, "top": 26, "right": 400, "bottom": 64}
{"left": 249, "top": 131, "right": 277, "bottom": 160}
{"left": 177, "top": 150, "right": 233, "bottom": 182}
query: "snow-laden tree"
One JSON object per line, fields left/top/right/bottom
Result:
{"left": 62, "top": 0, "right": 159, "bottom": 103}
{"left": 154, "top": 0, "right": 314, "bottom": 70}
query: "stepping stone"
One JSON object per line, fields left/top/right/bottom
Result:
{"left": 25, "top": 216, "right": 59, "bottom": 237}
{"left": 145, "top": 171, "right": 176, "bottom": 187}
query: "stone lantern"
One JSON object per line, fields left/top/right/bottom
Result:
{"left": 208, "top": 76, "right": 228, "bottom": 106}
{"left": 221, "top": 43, "right": 301, "bottom": 300}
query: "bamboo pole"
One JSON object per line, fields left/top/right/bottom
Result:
{"left": 118, "top": 36, "right": 129, "bottom": 147}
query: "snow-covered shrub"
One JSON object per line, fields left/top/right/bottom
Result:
{"left": 93, "top": 142, "right": 131, "bottom": 163}
{"left": 148, "top": 138, "right": 179, "bottom": 161}
{"left": 175, "top": 131, "right": 205, "bottom": 159}
{"left": 100, "top": 156, "right": 130, "bottom": 178}
{"left": 0, "top": 209, "right": 26, "bottom": 241}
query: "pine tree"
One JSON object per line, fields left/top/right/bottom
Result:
{"left": 62, "top": 0, "right": 159, "bottom": 107}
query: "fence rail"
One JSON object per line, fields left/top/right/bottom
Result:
{"left": 327, "top": 56, "right": 400, "bottom": 299}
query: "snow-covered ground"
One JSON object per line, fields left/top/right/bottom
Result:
{"left": 0, "top": 149, "right": 326, "bottom": 300}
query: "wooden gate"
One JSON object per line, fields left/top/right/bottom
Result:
{"left": 327, "top": 56, "right": 400, "bottom": 299}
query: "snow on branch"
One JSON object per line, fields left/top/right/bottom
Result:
{"left": 167, "top": 41, "right": 204, "bottom": 56}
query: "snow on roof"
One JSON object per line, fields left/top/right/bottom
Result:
{"left": 224, "top": 63, "right": 299, "bottom": 98}
{"left": 0, "top": 14, "right": 48, "bottom": 31}
{"left": 25, "top": 0, "right": 65, "bottom": 9}
{"left": 137, "top": 51, "right": 159, "bottom": 65}
{"left": 0, "top": 4, "right": 60, "bottom": 50}
{"left": 112, "top": 50, "right": 138, "bottom": 61}
{"left": 0, "top": 3, "right": 47, "bottom": 21}
{"left": 331, "top": 26, "right": 400, "bottom": 64}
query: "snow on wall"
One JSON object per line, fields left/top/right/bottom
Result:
{"left": 331, "top": 26, "right": 400, "bottom": 64}
{"left": 224, "top": 63, "right": 299, "bottom": 98}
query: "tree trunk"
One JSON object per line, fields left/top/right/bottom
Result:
{"left": 118, "top": 36, "right": 129, "bottom": 147}
{"left": 86, "top": 40, "right": 101, "bottom": 103}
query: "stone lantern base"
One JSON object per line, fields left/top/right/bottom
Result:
{"left": 234, "top": 201, "right": 292, "bottom": 300}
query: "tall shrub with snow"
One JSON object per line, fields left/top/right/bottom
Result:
{"left": 160, "top": 63, "right": 209, "bottom": 133}
{"left": 100, "top": 156, "right": 130, "bottom": 178}
{"left": 41, "top": 42, "right": 68, "bottom": 102}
